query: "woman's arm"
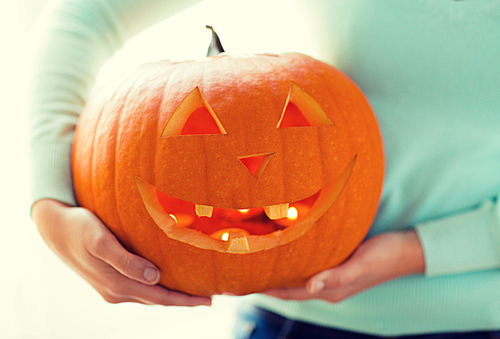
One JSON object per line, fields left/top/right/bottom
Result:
{"left": 265, "top": 230, "right": 424, "bottom": 302}
{"left": 415, "top": 199, "right": 500, "bottom": 276}
{"left": 27, "top": 0, "right": 201, "bottom": 207}
{"left": 266, "top": 198, "right": 500, "bottom": 302}
{"left": 27, "top": 0, "right": 207, "bottom": 305}
{"left": 32, "top": 199, "right": 211, "bottom": 305}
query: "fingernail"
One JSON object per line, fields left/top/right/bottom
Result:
{"left": 309, "top": 280, "right": 325, "bottom": 294}
{"left": 202, "top": 299, "right": 212, "bottom": 306}
{"left": 143, "top": 267, "right": 159, "bottom": 283}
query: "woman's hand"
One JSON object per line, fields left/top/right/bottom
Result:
{"left": 264, "top": 230, "right": 425, "bottom": 303}
{"left": 32, "top": 199, "right": 212, "bottom": 306}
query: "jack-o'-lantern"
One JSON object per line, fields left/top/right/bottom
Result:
{"left": 72, "top": 28, "right": 384, "bottom": 296}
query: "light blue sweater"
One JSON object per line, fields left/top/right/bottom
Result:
{"left": 27, "top": 0, "right": 500, "bottom": 335}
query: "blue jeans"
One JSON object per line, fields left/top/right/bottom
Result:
{"left": 233, "top": 305, "right": 500, "bottom": 339}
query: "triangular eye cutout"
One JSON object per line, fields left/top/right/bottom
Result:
{"left": 277, "top": 82, "right": 334, "bottom": 128}
{"left": 162, "top": 87, "right": 226, "bottom": 137}
{"left": 238, "top": 153, "right": 274, "bottom": 179}
{"left": 278, "top": 102, "right": 310, "bottom": 128}
{"left": 180, "top": 106, "right": 222, "bottom": 135}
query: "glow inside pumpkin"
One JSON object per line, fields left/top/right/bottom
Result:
{"left": 135, "top": 81, "right": 356, "bottom": 254}
{"left": 136, "top": 156, "right": 355, "bottom": 253}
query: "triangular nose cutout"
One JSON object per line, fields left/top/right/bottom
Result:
{"left": 238, "top": 153, "right": 274, "bottom": 179}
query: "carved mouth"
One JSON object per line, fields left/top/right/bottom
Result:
{"left": 136, "top": 156, "right": 356, "bottom": 254}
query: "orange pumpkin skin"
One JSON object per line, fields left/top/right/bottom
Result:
{"left": 72, "top": 53, "right": 384, "bottom": 297}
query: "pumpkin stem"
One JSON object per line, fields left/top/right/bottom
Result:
{"left": 206, "top": 25, "right": 225, "bottom": 56}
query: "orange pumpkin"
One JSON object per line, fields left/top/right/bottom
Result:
{"left": 72, "top": 49, "right": 384, "bottom": 296}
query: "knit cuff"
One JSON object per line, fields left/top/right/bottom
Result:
{"left": 415, "top": 200, "right": 500, "bottom": 277}
{"left": 29, "top": 138, "right": 77, "bottom": 209}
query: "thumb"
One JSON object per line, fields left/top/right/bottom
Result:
{"left": 90, "top": 230, "right": 160, "bottom": 285}
{"left": 306, "top": 261, "right": 361, "bottom": 294}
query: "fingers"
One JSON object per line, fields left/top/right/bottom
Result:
{"left": 100, "top": 279, "right": 212, "bottom": 307}
{"left": 307, "top": 259, "right": 360, "bottom": 293}
{"left": 85, "top": 221, "right": 212, "bottom": 306}
{"left": 33, "top": 202, "right": 211, "bottom": 307}
{"left": 263, "top": 287, "right": 311, "bottom": 300}
{"left": 88, "top": 226, "right": 161, "bottom": 285}
{"left": 264, "top": 262, "right": 363, "bottom": 302}
{"left": 266, "top": 232, "right": 426, "bottom": 304}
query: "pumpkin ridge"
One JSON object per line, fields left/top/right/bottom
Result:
{"left": 93, "top": 100, "right": 121, "bottom": 240}
{"left": 200, "top": 58, "right": 229, "bottom": 206}
{"left": 213, "top": 250, "right": 227, "bottom": 295}
{"left": 262, "top": 241, "right": 281, "bottom": 291}
{"left": 255, "top": 55, "right": 290, "bottom": 205}
{"left": 76, "top": 99, "right": 104, "bottom": 212}
{"left": 158, "top": 63, "right": 179, "bottom": 130}
{"left": 159, "top": 57, "right": 194, "bottom": 131}
{"left": 268, "top": 55, "right": 310, "bottom": 207}
{"left": 316, "top": 125, "right": 328, "bottom": 186}
{"left": 215, "top": 56, "right": 253, "bottom": 206}
{"left": 155, "top": 60, "right": 197, "bottom": 201}
{"left": 113, "top": 72, "right": 154, "bottom": 246}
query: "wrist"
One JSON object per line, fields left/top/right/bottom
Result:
{"left": 32, "top": 198, "right": 71, "bottom": 221}
{"left": 399, "top": 230, "right": 426, "bottom": 275}
{"left": 31, "top": 199, "right": 73, "bottom": 250}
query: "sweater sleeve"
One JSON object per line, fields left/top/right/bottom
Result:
{"left": 27, "top": 0, "right": 201, "bottom": 208}
{"left": 415, "top": 198, "right": 500, "bottom": 276}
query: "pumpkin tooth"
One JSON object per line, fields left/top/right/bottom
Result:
{"left": 226, "top": 233, "right": 250, "bottom": 253}
{"left": 263, "top": 203, "right": 289, "bottom": 220}
{"left": 195, "top": 204, "right": 213, "bottom": 218}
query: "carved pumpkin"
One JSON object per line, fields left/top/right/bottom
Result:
{"left": 72, "top": 42, "right": 384, "bottom": 296}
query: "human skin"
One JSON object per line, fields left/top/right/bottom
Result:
{"left": 32, "top": 199, "right": 423, "bottom": 304}
{"left": 265, "top": 230, "right": 425, "bottom": 302}
{"left": 31, "top": 198, "right": 212, "bottom": 306}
